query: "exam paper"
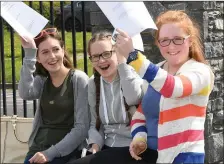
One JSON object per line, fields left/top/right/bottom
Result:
{"left": 112, "top": 29, "right": 144, "bottom": 51}
{"left": 96, "top": 2, "right": 157, "bottom": 37}
{"left": 0, "top": 2, "right": 48, "bottom": 39}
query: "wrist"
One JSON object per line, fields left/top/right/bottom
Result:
{"left": 127, "top": 49, "right": 138, "bottom": 64}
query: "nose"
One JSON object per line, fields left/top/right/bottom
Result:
{"left": 49, "top": 51, "right": 56, "bottom": 58}
{"left": 98, "top": 55, "right": 106, "bottom": 63}
{"left": 168, "top": 40, "right": 176, "bottom": 49}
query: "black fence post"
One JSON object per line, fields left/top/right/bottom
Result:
{"left": 71, "top": 1, "right": 77, "bottom": 68}
{"left": 0, "top": 17, "right": 7, "bottom": 115}
{"left": 82, "top": 2, "right": 88, "bottom": 74}
{"left": 9, "top": 27, "right": 17, "bottom": 115}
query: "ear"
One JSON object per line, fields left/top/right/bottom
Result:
{"left": 62, "top": 46, "right": 65, "bottom": 55}
{"left": 36, "top": 55, "right": 41, "bottom": 63}
{"left": 188, "top": 36, "right": 193, "bottom": 47}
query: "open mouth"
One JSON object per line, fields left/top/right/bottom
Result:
{"left": 168, "top": 51, "right": 180, "bottom": 56}
{"left": 99, "top": 65, "right": 110, "bottom": 70}
{"left": 48, "top": 60, "right": 58, "bottom": 65}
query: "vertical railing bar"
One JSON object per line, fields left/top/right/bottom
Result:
{"left": 50, "top": 1, "right": 54, "bottom": 26}
{"left": 21, "top": 48, "right": 28, "bottom": 117}
{"left": 0, "top": 17, "right": 7, "bottom": 115}
{"left": 29, "top": 1, "right": 37, "bottom": 115}
{"left": 39, "top": 1, "right": 43, "bottom": 15}
{"left": 9, "top": 26, "right": 17, "bottom": 115}
{"left": 82, "top": 2, "right": 88, "bottom": 74}
{"left": 60, "top": 2, "right": 65, "bottom": 43}
{"left": 71, "top": 1, "right": 77, "bottom": 68}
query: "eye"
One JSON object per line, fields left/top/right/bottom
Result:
{"left": 174, "top": 37, "right": 183, "bottom": 41}
{"left": 42, "top": 51, "right": 49, "bottom": 55}
{"left": 160, "top": 39, "right": 169, "bottom": 43}
{"left": 53, "top": 48, "right": 60, "bottom": 52}
{"left": 102, "top": 51, "right": 111, "bottom": 58}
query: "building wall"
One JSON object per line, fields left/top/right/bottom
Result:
{"left": 89, "top": 1, "right": 223, "bottom": 163}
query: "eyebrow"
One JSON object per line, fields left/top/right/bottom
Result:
{"left": 159, "top": 36, "right": 184, "bottom": 39}
{"left": 91, "top": 50, "right": 112, "bottom": 56}
{"left": 40, "top": 46, "right": 59, "bottom": 53}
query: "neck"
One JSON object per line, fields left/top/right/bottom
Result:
{"left": 167, "top": 58, "right": 190, "bottom": 75}
{"left": 49, "top": 66, "right": 70, "bottom": 87}
{"left": 167, "top": 65, "right": 179, "bottom": 75}
{"left": 103, "top": 71, "right": 118, "bottom": 83}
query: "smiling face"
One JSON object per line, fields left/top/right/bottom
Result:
{"left": 37, "top": 37, "right": 65, "bottom": 74}
{"left": 90, "top": 40, "right": 118, "bottom": 82}
{"left": 158, "top": 23, "right": 191, "bottom": 67}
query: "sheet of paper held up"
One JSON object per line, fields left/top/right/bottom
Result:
{"left": 0, "top": 2, "right": 48, "bottom": 40}
{"left": 96, "top": 2, "right": 157, "bottom": 37}
{"left": 112, "top": 29, "right": 144, "bottom": 52}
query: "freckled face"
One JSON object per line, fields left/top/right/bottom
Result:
{"left": 158, "top": 23, "right": 191, "bottom": 67}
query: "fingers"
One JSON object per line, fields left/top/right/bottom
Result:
{"left": 129, "top": 142, "right": 142, "bottom": 161}
{"left": 116, "top": 28, "right": 129, "bottom": 38}
{"left": 92, "top": 148, "right": 96, "bottom": 154}
{"left": 130, "top": 147, "right": 142, "bottom": 160}
{"left": 29, "top": 152, "right": 47, "bottom": 163}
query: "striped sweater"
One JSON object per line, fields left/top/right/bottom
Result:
{"left": 130, "top": 53, "right": 214, "bottom": 163}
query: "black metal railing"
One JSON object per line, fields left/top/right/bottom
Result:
{"left": 0, "top": 1, "right": 88, "bottom": 117}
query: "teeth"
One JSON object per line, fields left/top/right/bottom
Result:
{"left": 169, "top": 52, "right": 178, "bottom": 55}
{"left": 100, "top": 65, "right": 110, "bottom": 70}
{"left": 49, "top": 61, "right": 57, "bottom": 65}
{"left": 100, "top": 65, "right": 109, "bottom": 69}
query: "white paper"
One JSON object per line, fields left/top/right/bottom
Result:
{"left": 111, "top": 29, "right": 144, "bottom": 51}
{"left": 132, "top": 33, "right": 144, "bottom": 52}
{"left": 96, "top": 2, "right": 157, "bottom": 37}
{"left": 0, "top": 2, "right": 48, "bottom": 39}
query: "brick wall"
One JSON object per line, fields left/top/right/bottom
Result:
{"left": 89, "top": 1, "right": 224, "bottom": 163}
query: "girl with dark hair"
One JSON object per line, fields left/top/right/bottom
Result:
{"left": 19, "top": 28, "right": 89, "bottom": 164}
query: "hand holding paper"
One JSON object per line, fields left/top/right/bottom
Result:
{"left": 115, "top": 28, "right": 134, "bottom": 60}
{"left": 20, "top": 36, "right": 36, "bottom": 49}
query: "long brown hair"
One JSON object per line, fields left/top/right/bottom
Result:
{"left": 88, "top": 31, "right": 131, "bottom": 130}
{"left": 154, "top": 10, "right": 207, "bottom": 64}
{"left": 34, "top": 32, "right": 73, "bottom": 77}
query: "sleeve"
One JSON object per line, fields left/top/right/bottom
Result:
{"left": 131, "top": 103, "right": 147, "bottom": 144}
{"left": 118, "top": 63, "right": 144, "bottom": 105}
{"left": 18, "top": 48, "right": 45, "bottom": 100}
{"left": 129, "top": 52, "right": 214, "bottom": 98}
{"left": 87, "top": 76, "right": 105, "bottom": 150}
{"left": 42, "top": 71, "right": 90, "bottom": 161}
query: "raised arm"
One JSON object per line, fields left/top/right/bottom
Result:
{"left": 118, "top": 63, "right": 144, "bottom": 105}
{"left": 130, "top": 53, "right": 214, "bottom": 98}
{"left": 18, "top": 47, "right": 45, "bottom": 100}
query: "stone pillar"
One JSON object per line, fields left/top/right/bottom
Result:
{"left": 203, "top": 2, "right": 224, "bottom": 163}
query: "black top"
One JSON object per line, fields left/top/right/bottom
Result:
{"left": 28, "top": 70, "right": 74, "bottom": 155}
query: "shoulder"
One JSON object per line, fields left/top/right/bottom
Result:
{"left": 88, "top": 75, "right": 96, "bottom": 90}
{"left": 73, "top": 69, "right": 89, "bottom": 79}
{"left": 157, "top": 60, "right": 166, "bottom": 67}
{"left": 72, "top": 69, "right": 89, "bottom": 86}
{"left": 182, "top": 59, "right": 213, "bottom": 73}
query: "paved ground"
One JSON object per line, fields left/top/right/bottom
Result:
{"left": 1, "top": 89, "right": 35, "bottom": 118}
